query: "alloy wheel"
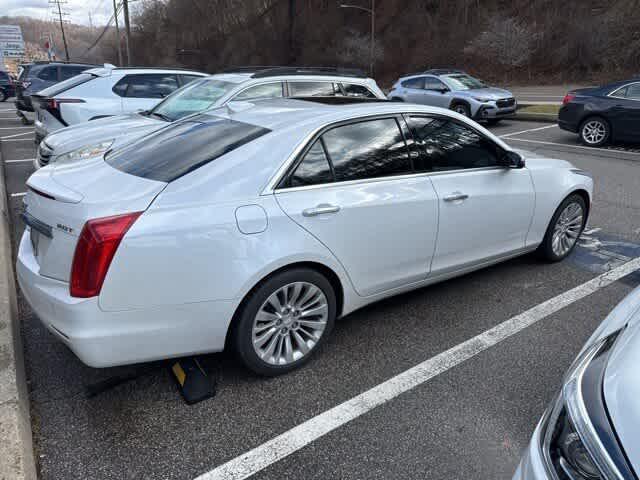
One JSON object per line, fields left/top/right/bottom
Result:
{"left": 581, "top": 120, "right": 607, "bottom": 145}
{"left": 252, "top": 282, "right": 328, "bottom": 366}
{"left": 551, "top": 201, "right": 583, "bottom": 257}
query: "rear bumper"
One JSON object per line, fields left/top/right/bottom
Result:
{"left": 16, "top": 231, "right": 236, "bottom": 368}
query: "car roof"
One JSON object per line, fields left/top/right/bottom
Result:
{"left": 206, "top": 72, "right": 375, "bottom": 85}
{"left": 84, "top": 66, "right": 206, "bottom": 77}
{"left": 199, "top": 97, "right": 480, "bottom": 134}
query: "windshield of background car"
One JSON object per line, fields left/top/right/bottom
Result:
{"left": 150, "top": 78, "right": 237, "bottom": 121}
{"left": 442, "top": 74, "right": 486, "bottom": 90}
{"left": 105, "top": 114, "right": 271, "bottom": 182}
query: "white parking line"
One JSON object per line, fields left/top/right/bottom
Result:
{"left": 505, "top": 137, "right": 640, "bottom": 156}
{"left": 500, "top": 124, "right": 557, "bottom": 138}
{"left": 0, "top": 126, "right": 32, "bottom": 130}
{"left": 1, "top": 131, "right": 33, "bottom": 140}
{"left": 1, "top": 138, "right": 33, "bottom": 142}
{"left": 10, "top": 192, "right": 26, "bottom": 198}
{"left": 5, "top": 158, "right": 35, "bottom": 164}
{"left": 194, "top": 256, "right": 640, "bottom": 480}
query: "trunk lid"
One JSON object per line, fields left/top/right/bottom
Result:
{"left": 24, "top": 158, "right": 166, "bottom": 282}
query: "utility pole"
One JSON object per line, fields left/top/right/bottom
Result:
{"left": 50, "top": 0, "right": 70, "bottom": 61}
{"left": 112, "top": 0, "right": 123, "bottom": 66}
{"left": 122, "top": 0, "right": 132, "bottom": 65}
{"left": 288, "top": 0, "right": 295, "bottom": 64}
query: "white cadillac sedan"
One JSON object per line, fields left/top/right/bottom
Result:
{"left": 514, "top": 286, "right": 640, "bottom": 480}
{"left": 17, "top": 98, "right": 593, "bottom": 375}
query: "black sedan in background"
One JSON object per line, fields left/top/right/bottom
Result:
{"left": 559, "top": 79, "right": 640, "bottom": 147}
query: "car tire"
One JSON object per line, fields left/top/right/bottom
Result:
{"left": 538, "top": 193, "right": 587, "bottom": 262}
{"left": 0, "top": 89, "right": 6, "bottom": 102}
{"left": 579, "top": 117, "right": 610, "bottom": 147}
{"left": 451, "top": 102, "right": 471, "bottom": 117}
{"left": 486, "top": 119, "right": 501, "bottom": 126}
{"left": 232, "top": 268, "right": 336, "bottom": 376}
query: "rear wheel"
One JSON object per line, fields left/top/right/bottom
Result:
{"left": 0, "top": 89, "right": 6, "bottom": 102}
{"left": 538, "top": 194, "right": 587, "bottom": 262}
{"left": 233, "top": 268, "right": 336, "bottom": 376}
{"left": 451, "top": 102, "right": 471, "bottom": 117}
{"left": 579, "top": 117, "right": 610, "bottom": 147}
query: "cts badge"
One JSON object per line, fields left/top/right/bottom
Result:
{"left": 57, "top": 223, "right": 73, "bottom": 234}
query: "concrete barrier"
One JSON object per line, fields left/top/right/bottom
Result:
{"left": 0, "top": 139, "right": 37, "bottom": 480}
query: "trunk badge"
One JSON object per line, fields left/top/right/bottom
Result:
{"left": 57, "top": 223, "right": 74, "bottom": 234}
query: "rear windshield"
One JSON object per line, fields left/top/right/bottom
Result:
{"left": 105, "top": 115, "right": 271, "bottom": 182}
{"left": 36, "top": 72, "right": 95, "bottom": 97}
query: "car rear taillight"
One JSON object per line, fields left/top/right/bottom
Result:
{"left": 70, "top": 212, "right": 142, "bottom": 298}
{"left": 562, "top": 93, "right": 576, "bottom": 105}
{"left": 44, "top": 98, "right": 84, "bottom": 126}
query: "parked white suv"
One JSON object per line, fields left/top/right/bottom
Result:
{"left": 31, "top": 65, "right": 207, "bottom": 143}
{"left": 34, "top": 66, "right": 386, "bottom": 169}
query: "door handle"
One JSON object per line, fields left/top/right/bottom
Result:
{"left": 443, "top": 192, "right": 469, "bottom": 202}
{"left": 302, "top": 204, "right": 341, "bottom": 217}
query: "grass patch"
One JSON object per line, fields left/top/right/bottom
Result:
{"left": 517, "top": 104, "right": 560, "bottom": 115}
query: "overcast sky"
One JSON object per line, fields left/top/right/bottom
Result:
{"left": 1, "top": 0, "right": 114, "bottom": 27}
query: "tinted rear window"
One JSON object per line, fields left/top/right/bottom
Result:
{"left": 105, "top": 116, "right": 271, "bottom": 182}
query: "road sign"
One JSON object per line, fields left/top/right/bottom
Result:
{"left": 0, "top": 25, "right": 25, "bottom": 59}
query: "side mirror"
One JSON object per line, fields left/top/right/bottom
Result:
{"left": 438, "top": 88, "right": 449, "bottom": 94}
{"left": 501, "top": 151, "right": 525, "bottom": 168}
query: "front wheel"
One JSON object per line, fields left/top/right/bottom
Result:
{"left": 233, "top": 268, "right": 336, "bottom": 376}
{"left": 538, "top": 194, "right": 587, "bottom": 262}
{"left": 451, "top": 103, "right": 471, "bottom": 117}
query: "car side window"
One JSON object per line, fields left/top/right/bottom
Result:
{"left": 288, "top": 81, "right": 337, "bottom": 97}
{"left": 424, "top": 77, "right": 447, "bottom": 91}
{"left": 407, "top": 116, "right": 500, "bottom": 172}
{"left": 321, "top": 118, "right": 411, "bottom": 182}
{"left": 290, "top": 140, "right": 334, "bottom": 187}
{"left": 118, "top": 74, "right": 179, "bottom": 98}
{"left": 37, "top": 66, "right": 58, "bottom": 81}
{"left": 60, "top": 66, "right": 88, "bottom": 81}
{"left": 626, "top": 83, "right": 640, "bottom": 100}
{"left": 339, "top": 83, "right": 376, "bottom": 98}
{"left": 233, "top": 82, "right": 284, "bottom": 101}
{"left": 401, "top": 77, "right": 424, "bottom": 89}
{"left": 178, "top": 74, "right": 202, "bottom": 86}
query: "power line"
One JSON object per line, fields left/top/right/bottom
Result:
{"left": 49, "top": 0, "right": 70, "bottom": 61}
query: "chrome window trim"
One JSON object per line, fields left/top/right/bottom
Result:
{"left": 607, "top": 82, "right": 640, "bottom": 101}
{"left": 261, "top": 110, "right": 513, "bottom": 195}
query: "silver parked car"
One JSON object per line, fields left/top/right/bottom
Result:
{"left": 388, "top": 69, "right": 516, "bottom": 124}
{"left": 514, "top": 286, "right": 640, "bottom": 480}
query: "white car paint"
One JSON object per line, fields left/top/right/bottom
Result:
{"left": 514, "top": 285, "right": 640, "bottom": 479}
{"left": 17, "top": 99, "right": 593, "bottom": 368}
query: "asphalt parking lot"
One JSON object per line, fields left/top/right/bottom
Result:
{"left": 2, "top": 105, "right": 640, "bottom": 480}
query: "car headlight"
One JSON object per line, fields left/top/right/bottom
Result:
{"left": 540, "top": 329, "right": 635, "bottom": 480}
{"left": 472, "top": 97, "right": 492, "bottom": 103}
{"left": 54, "top": 140, "right": 114, "bottom": 164}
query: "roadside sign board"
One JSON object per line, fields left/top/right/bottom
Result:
{"left": 0, "top": 25, "right": 25, "bottom": 59}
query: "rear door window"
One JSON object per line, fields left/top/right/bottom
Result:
{"left": 60, "top": 65, "right": 90, "bottom": 80}
{"left": 115, "top": 74, "right": 179, "bottom": 98}
{"left": 321, "top": 118, "right": 411, "bottom": 182}
{"left": 339, "top": 83, "right": 376, "bottom": 98}
{"left": 424, "top": 77, "right": 447, "bottom": 91}
{"left": 401, "top": 77, "right": 424, "bottom": 89}
{"left": 288, "top": 81, "right": 337, "bottom": 97}
{"left": 289, "top": 140, "right": 334, "bottom": 187}
{"left": 105, "top": 115, "right": 271, "bottom": 182}
{"left": 37, "top": 66, "right": 58, "bottom": 81}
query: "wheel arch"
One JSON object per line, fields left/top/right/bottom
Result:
{"left": 224, "top": 260, "right": 345, "bottom": 349}
{"left": 448, "top": 98, "right": 471, "bottom": 110}
{"left": 569, "top": 188, "right": 591, "bottom": 222}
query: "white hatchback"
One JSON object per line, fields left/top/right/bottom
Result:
{"left": 17, "top": 99, "right": 593, "bottom": 375}
{"left": 31, "top": 65, "right": 207, "bottom": 143}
